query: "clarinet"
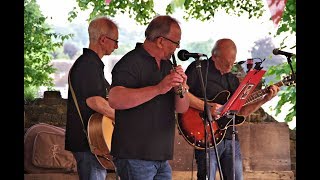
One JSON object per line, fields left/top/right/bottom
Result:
{"left": 171, "top": 54, "right": 184, "bottom": 98}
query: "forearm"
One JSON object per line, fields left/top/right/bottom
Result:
{"left": 187, "top": 92, "right": 206, "bottom": 111}
{"left": 238, "top": 97, "right": 268, "bottom": 117}
{"left": 239, "top": 84, "right": 280, "bottom": 117}
{"left": 108, "top": 86, "right": 161, "bottom": 110}
{"left": 86, "top": 96, "right": 115, "bottom": 120}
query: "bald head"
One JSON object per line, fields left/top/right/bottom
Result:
{"left": 211, "top": 38, "right": 237, "bottom": 74}
{"left": 88, "top": 17, "right": 118, "bottom": 43}
{"left": 211, "top": 38, "right": 237, "bottom": 57}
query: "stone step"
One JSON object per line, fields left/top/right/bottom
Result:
{"left": 24, "top": 170, "right": 294, "bottom": 180}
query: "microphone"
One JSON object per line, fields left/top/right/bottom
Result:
{"left": 177, "top": 49, "right": 207, "bottom": 61}
{"left": 246, "top": 58, "right": 253, "bottom": 72}
{"left": 234, "top": 59, "right": 254, "bottom": 72}
{"left": 273, "top": 48, "right": 295, "bottom": 57}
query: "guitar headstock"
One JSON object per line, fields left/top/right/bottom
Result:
{"left": 282, "top": 74, "right": 296, "bottom": 86}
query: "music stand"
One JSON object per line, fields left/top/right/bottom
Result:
{"left": 219, "top": 69, "right": 266, "bottom": 180}
{"left": 220, "top": 69, "right": 266, "bottom": 116}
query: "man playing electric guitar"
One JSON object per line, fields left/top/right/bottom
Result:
{"left": 185, "top": 38, "right": 280, "bottom": 180}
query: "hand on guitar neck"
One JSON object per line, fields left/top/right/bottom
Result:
{"left": 207, "top": 102, "right": 223, "bottom": 120}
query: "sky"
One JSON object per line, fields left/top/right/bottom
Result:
{"left": 36, "top": 0, "right": 296, "bottom": 129}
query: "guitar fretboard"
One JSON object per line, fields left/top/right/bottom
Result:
{"left": 244, "top": 81, "right": 284, "bottom": 106}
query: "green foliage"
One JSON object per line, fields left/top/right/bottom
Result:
{"left": 24, "top": 0, "right": 72, "bottom": 96}
{"left": 24, "top": 86, "right": 39, "bottom": 103}
{"left": 70, "top": 0, "right": 156, "bottom": 25}
{"left": 265, "top": 0, "right": 296, "bottom": 123}
{"left": 181, "top": 0, "right": 264, "bottom": 21}
{"left": 69, "top": 0, "right": 265, "bottom": 25}
{"left": 276, "top": 0, "right": 296, "bottom": 35}
{"left": 265, "top": 57, "right": 296, "bottom": 123}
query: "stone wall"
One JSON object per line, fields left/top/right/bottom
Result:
{"left": 24, "top": 91, "right": 67, "bottom": 128}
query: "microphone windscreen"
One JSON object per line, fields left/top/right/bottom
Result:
{"left": 272, "top": 48, "right": 279, "bottom": 55}
{"left": 178, "top": 49, "right": 189, "bottom": 61}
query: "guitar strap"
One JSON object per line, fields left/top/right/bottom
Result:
{"left": 68, "top": 70, "right": 88, "bottom": 137}
{"left": 68, "top": 70, "right": 119, "bottom": 173}
{"left": 68, "top": 69, "right": 111, "bottom": 156}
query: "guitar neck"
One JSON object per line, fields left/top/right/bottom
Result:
{"left": 243, "top": 81, "right": 284, "bottom": 106}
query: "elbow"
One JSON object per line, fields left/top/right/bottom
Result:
{"left": 108, "top": 87, "right": 128, "bottom": 109}
{"left": 184, "top": 105, "right": 190, "bottom": 113}
{"left": 175, "top": 101, "right": 190, "bottom": 113}
{"left": 178, "top": 106, "right": 189, "bottom": 113}
{"left": 108, "top": 98, "right": 116, "bottom": 109}
{"left": 108, "top": 89, "right": 118, "bottom": 109}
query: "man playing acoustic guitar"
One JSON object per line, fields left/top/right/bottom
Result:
{"left": 65, "top": 17, "right": 118, "bottom": 180}
{"left": 185, "top": 38, "right": 280, "bottom": 180}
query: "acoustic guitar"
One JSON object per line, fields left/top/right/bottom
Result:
{"left": 177, "top": 75, "right": 295, "bottom": 149}
{"left": 87, "top": 113, "right": 116, "bottom": 170}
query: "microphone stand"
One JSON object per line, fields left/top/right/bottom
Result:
{"left": 223, "top": 110, "right": 237, "bottom": 180}
{"left": 284, "top": 54, "right": 296, "bottom": 81}
{"left": 194, "top": 58, "right": 224, "bottom": 180}
{"left": 229, "top": 62, "right": 263, "bottom": 180}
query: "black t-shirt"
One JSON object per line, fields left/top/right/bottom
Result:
{"left": 185, "top": 58, "right": 240, "bottom": 140}
{"left": 110, "top": 43, "right": 176, "bottom": 160}
{"left": 65, "top": 48, "right": 110, "bottom": 152}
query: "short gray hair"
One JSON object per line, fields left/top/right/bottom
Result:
{"left": 145, "top": 15, "right": 180, "bottom": 41}
{"left": 88, "top": 16, "right": 118, "bottom": 42}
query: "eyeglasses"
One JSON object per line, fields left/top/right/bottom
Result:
{"left": 159, "top": 36, "right": 180, "bottom": 46}
{"left": 104, "top": 36, "right": 118, "bottom": 44}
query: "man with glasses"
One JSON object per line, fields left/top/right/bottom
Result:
{"left": 65, "top": 16, "right": 118, "bottom": 180}
{"left": 108, "top": 15, "right": 190, "bottom": 179}
{"left": 104, "top": 36, "right": 118, "bottom": 45}
{"left": 185, "top": 38, "right": 280, "bottom": 180}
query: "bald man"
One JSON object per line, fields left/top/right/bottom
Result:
{"left": 186, "top": 38, "right": 280, "bottom": 180}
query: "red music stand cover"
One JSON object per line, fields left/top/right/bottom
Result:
{"left": 219, "top": 69, "right": 266, "bottom": 116}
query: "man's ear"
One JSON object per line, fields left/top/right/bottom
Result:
{"left": 99, "top": 35, "right": 106, "bottom": 44}
{"left": 156, "top": 37, "right": 163, "bottom": 48}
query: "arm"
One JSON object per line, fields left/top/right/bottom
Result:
{"left": 108, "top": 85, "right": 161, "bottom": 110}
{"left": 109, "top": 67, "right": 187, "bottom": 110}
{"left": 109, "top": 64, "right": 189, "bottom": 112}
{"left": 188, "top": 92, "right": 222, "bottom": 118}
{"left": 86, "top": 96, "right": 115, "bottom": 120}
{"left": 238, "top": 84, "right": 280, "bottom": 117}
{"left": 188, "top": 91, "right": 206, "bottom": 111}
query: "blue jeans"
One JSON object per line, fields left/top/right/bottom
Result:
{"left": 73, "top": 151, "right": 107, "bottom": 180}
{"left": 114, "top": 158, "right": 172, "bottom": 180}
{"left": 195, "top": 139, "right": 243, "bottom": 180}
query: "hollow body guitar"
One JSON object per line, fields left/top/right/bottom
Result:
{"left": 177, "top": 75, "right": 295, "bottom": 149}
{"left": 177, "top": 90, "right": 245, "bottom": 150}
{"left": 87, "top": 113, "right": 116, "bottom": 170}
